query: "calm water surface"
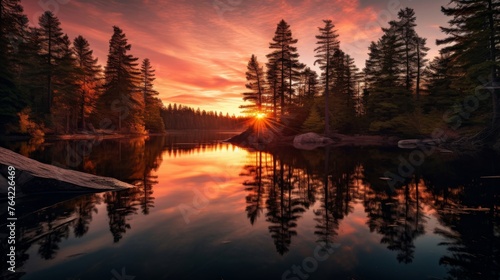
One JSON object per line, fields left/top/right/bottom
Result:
{"left": 1, "top": 131, "right": 499, "bottom": 280}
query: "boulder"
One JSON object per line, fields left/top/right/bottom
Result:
{"left": 0, "top": 147, "right": 133, "bottom": 196}
{"left": 398, "top": 138, "right": 442, "bottom": 149}
{"left": 293, "top": 133, "right": 333, "bottom": 150}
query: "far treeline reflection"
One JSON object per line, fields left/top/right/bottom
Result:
{"left": 2, "top": 135, "right": 499, "bottom": 280}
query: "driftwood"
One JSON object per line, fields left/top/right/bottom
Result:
{"left": 0, "top": 147, "right": 133, "bottom": 196}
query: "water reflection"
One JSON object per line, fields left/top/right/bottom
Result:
{"left": 240, "top": 146, "right": 500, "bottom": 279}
{"left": 425, "top": 155, "right": 500, "bottom": 280}
{"left": 364, "top": 179, "right": 427, "bottom": 264}
{"left": 0, "top": 134, "right": 499, "bottom": 279}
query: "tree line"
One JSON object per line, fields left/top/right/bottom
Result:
{"left": 241, "top": 2, "right": 499, "bottom": 144}
{"left": 0, "top": 1, "right": 240, "bottom": 136}
{"left": 162, "top": 103, "right": 245, "bottom": 130}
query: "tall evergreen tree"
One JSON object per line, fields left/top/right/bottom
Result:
{"left": 394, "top": 8, "right": 418, "bottom": 91}
{"left": 0, "top": 0, "right": 29, "bottom": 131}
{"left": 378, "top": 24, "right": 406, "bottom": 88}
{"left": 73, "top": 35, "right": 101, "bottom": 130}
{"left": 286, "top": 45, "right": 304, "bottom": 107}
{"left": 364, "top": 41, "right": 382, "bottom": 90}
{"left": 266, "top": 19, "right": 299, "bottom": 117}
{"left": 345, "top": 54, "right": 364, "bottom": 115}
{"left": 415, "top": 36, "right": 429, "bottom": 99}
{"left": 140, "top": 58, "right": 165, "bottom": 132}
{"left": 345, "top": 54, "right": 362, "bottom": 97}
{"left": 140, "top": 58, "right": 157, "bottom": 101}
{"left": 266, "top": 60, "right": 279, "bottom": 118}
{"left": 97, "top": 26, "right": 143, "bottom": 132}
{"left": 314, "top": 19, "right": 340, "bottom": 135}
{"left": 240, "top": 54, "right": 266, "bottom": 115}
{"left": 363, "top": 21, "right": 414, "bottom": 134}
{"left": 424, "top": 54, "right": 458, "bottom": 111}
{"left": 437, "top": 0, "right": 500, "bottom": 141}
{"left": 37, "top": 11, "right": 65, "bottom": 115}
{"left": 330, "top": 49, "right": 347, "bottom": 95}
{"left": 329, "top": 50, "right": 358, "bottom": 132}
{"left": 52, "top": 34, "right": 79, "bottom": 132}
{"left": 21, "top": 27, "right": 47, "bottom": 117}
{"left": 391, "top": 8, "right": 429, "bottom": 97}
{"left": 298, "top": 67, "right": 319, "bottom": 102}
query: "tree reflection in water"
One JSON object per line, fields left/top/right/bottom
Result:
{"left": 240, "top": 146, "right": 499, "bottom": 279}
{"left": 426, "top": 157, "right": 500, "bottom": 280}
{"left": 2, "top": 135, "right": 499, "bottom": 280}
{"left": 0, "top": 136, "right": 167, "bottom": 272}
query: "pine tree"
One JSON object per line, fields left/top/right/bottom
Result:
{"left": 266, "top": 19, "right": 300, "bottom": 117}
{"left": 240, "top": 54, "right": 266, "bottom": 115}
{"left": 330, "top": 49, "right": 347, "bottom": 95}
{"left": 73, "top": 35, "right": 101, "bottom": 130}
{"left": 378, "top": 25, "right": 406, "bottom": 88}
{"left": 266, "top": 60, "right": 279, "bottom": 119}
{"left": 394, "top": 8, "right": 418, "bottom": 91}
{"left": 302, "top": 106, "right": 323, "bottom": 133}
{"left": 437, "top": 0, "right": 500, "bottom": 141}
{"left": 140, "top": 58, "right": 157, "bottom": 100}
{"left": 297, "top": 67, "right": 319, "bottom": 104}
{"left": 424, "top": 54, "right": 458, "bottom": 112}
{"left": 97, "top": 26, "right": 143, "bottom": 132}
{"left": 345, "top": 54, "right": 362, "bottom": 97}
{"left": 364, "top": 21, "right": 413, "bottom": 135}
{"left": 52, "top": 34, "right": 79, "bottom": 133}
{"left": 364, "top": 41, "right": 382, "bottom": 90}
{"left": 305, "top": 68, "right": 319, "bottom": 99}
{"left": 286, "top": 46, "right": 304, "bottom": 107}
{"left": 0, "top": 0, "right": 29, "bottom": 131}
{"left": 20, "top": 27, "right": 47, "bottom": 117}
{"left": 415, "top": 36, "right": 429, "bottom": 99}
{"left": 330, "top": 51, "right": 359, "bottom": 132}
{"left": 37, "top": 11, "right": 65, "bottom": 115}
{"left": 140, "top": 58, "right": 165, "bottom": 132}
{"left": 345, "top": 54, "right": 363, "bottom": 115}
{"left": 392, "top": 8, "right": 429, "bottom": 97}
{"left": 314, "top": 19, "right": 340, "bottom": 135}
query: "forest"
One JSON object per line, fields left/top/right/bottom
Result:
{"left": 162, "top": 103, "right": 243, "bottom": 130}
{"left": 1, "top": 0, "right": 499, "bottom": 149}
{"left": 239, "top": 2, "right": 499, "bottom": 148}
{"left": 0, "top": 1, "right": 243, "bottom": 136}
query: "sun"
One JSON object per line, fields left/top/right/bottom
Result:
{"left": 255, "top": 112, "right": 266, "bottom": 119}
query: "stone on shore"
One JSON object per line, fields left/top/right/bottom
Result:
{"left": 293, "top": 133, "right": 334, "bottom": 150}
{"left": 0, "top": 147, "right": 133, "bottom": 196}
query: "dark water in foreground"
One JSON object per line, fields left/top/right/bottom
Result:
{"left": 1, "top": 131, "right": 499, "bottom": 280}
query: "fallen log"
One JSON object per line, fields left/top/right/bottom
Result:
{"left": 0, "top": 147, "right": 133, "bottom": 196}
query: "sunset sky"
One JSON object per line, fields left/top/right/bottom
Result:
{"left": 22, "top": 0, "right": 450, "bottom": 116}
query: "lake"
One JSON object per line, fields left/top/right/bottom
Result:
{"left": 1, "top": 131, "right": 499, "bottom": 280}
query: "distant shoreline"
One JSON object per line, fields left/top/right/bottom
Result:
{"left": 0, "top": 129, "right": 244, "bottom": 142}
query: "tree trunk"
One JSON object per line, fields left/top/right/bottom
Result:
{"left": 281, "top": 53, "right": 285, "bottom": 117}
{"left": 273, "top": 84, "right": 277, "bottom": 119}
{"left": 66, "top": 111, "right": 69, "bottom": 134}
{"left": 47, "top": 16, "right": 52, "bottom": 114}
{"left": 486, "top": 0, "right": 499, "bottom": 142}
{"left": 324, "top": 49, "right": 330, "bottom": 136}
{"left": 416, "top": 39, "right": 421, "bottom": 100}
{"left": 492, "top": 86, "right": 500, "bottom": 134}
